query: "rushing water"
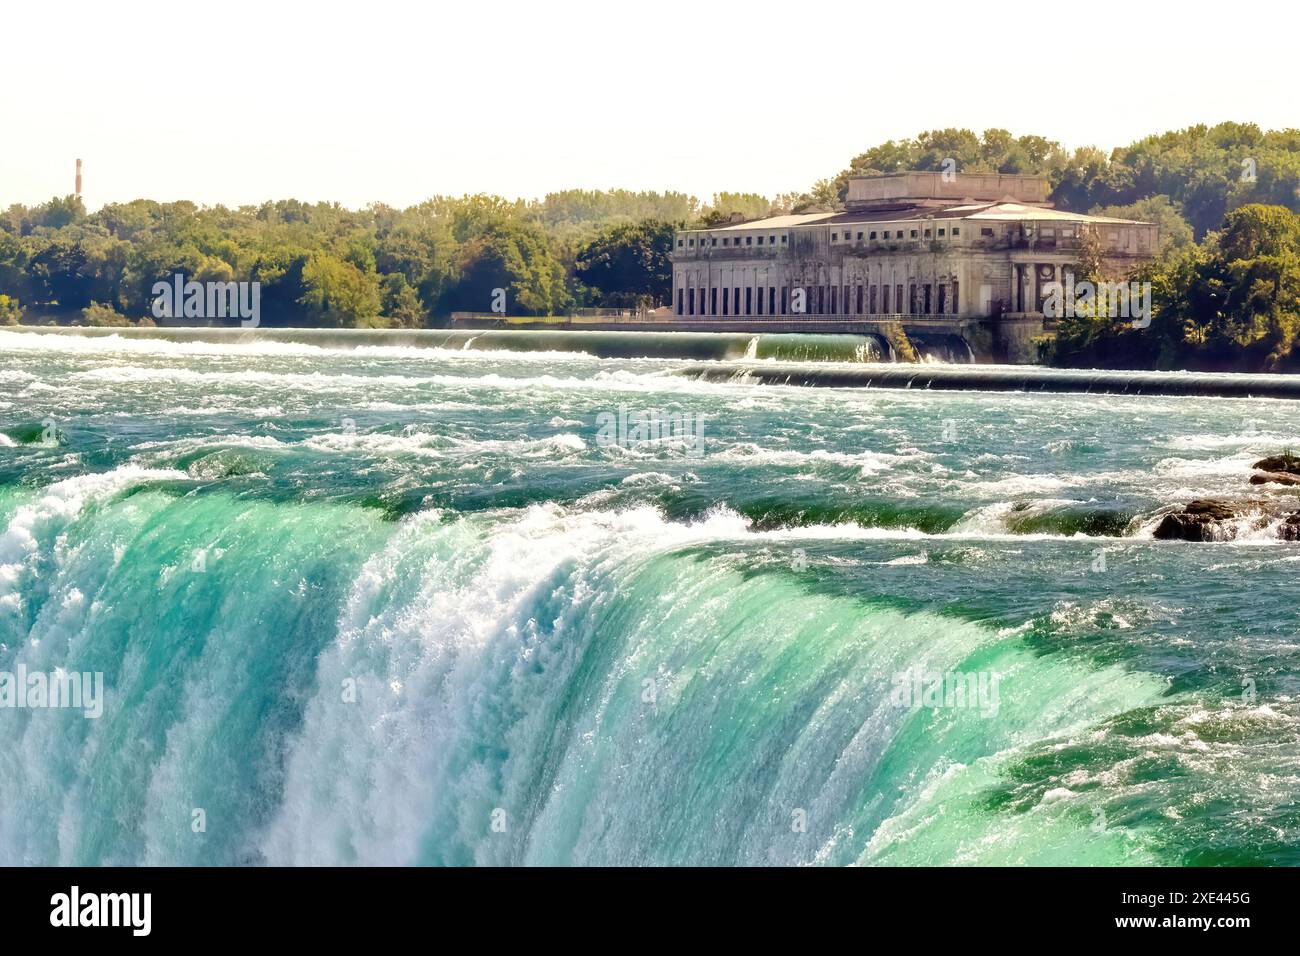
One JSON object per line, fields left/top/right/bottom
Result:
{"left": 1, "top": 329, "right": 1298, "bottom": 866}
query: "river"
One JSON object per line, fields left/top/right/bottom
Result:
{"left": 1, "top": 328, "right": 1297, "bottom": 865}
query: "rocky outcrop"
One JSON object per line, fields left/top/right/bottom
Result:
{"left": 1252, "top": 454, "right": 1300, "bottom": 475}
{"left": 1153, "top": 499, "right": 1241, "bottom": 541}
{"left": 1241, "top": 453, "right": 1300, "bottom": 538}
{"left": 1249, "top": 471, "right": 1300, "bottom": 486}
{"left": 1148, "top": 453, "right": 1300, "bottom": 542}
{"left": 1251, "top": 454, "right": 1300, "bottom": 486}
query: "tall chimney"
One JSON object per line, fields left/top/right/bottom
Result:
{"left": 75, "top": 159, "right": 82, "bottom": 198}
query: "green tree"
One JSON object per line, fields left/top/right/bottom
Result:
{"left": 1048, "top": 204, "right": 1300, "bottom": 371}
{"left": 698, "top": 193, "right": 774, "bottom": 224}
{"left": 441, "top": 222, "right": 568, "bottom": 316}
{"left": 574, "top": 220, "right": 675, "bottom": 307}
{"left": 379, "top": 273, "right": 427, "bottom": 327}
{"left": 78, "top": 301, "right": 131, "bottom": 326}
{"left": 298, "top": 253, "right": 382, "bottom": 327}
{"left": 0, "top": 294, "right": 23, "bottom": 325}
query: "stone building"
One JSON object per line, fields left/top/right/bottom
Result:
{"left": 671, "top": 171, "right": 1158, "bottom": 360}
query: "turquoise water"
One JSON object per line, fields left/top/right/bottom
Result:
{"left": 1, "top": 329, "right": 1298, "bottom": 866}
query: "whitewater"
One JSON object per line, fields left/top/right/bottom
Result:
{"left": 1, "top": 328, "right": 1298, "bottom": 866}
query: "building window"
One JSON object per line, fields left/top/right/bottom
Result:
{"left": 711, "top": 288, "right": 718, "bottom": 314}
{"left": 895, "top": 284, "right": 902, "bottom": 313}
{"left": 938, "top": 228, "right": 945, "bottom": 237}
{"left": 906, "top": 230, "right": 914, "bottom": 239}
{"left": 938, "top": 284, "right": 947, "bottom": 315}
{"left": 757, "top": 236, "right": 764, "bottom": 245}
{"left": 722, "top": 238, "right": 730, "bottom": 247}
{"left": 721, "top": 288, "right": 729, "bottom": 315}
{"left": 869, "top": 231, "right": 877, "bottom": 240}
{"left": 830, "top": 286, "right": 837, "bottom": 313}
{"left": 745, "top": 287, "right": 753, "bottom": 315}
{"left": 746, "top": 236, "right": 753, "bottom": 245}
{"left": 951, "top": 228, "right": 960, "bottom": 237}
{"left": 924, "top": 229, "right": 931, "bottom": 238}
{"left": 677, "top": 289, "right": 683, "bottom": 313}
{"left": 856, "top": 232, "right": 863, "bottom": 241}
{"left": 734, "top": 288, "right": 740, "bottom": 315}
{"left": 869, "top": 285, "right": 877, "bottom": 314}
{"left": 781, "top": 235, "right": 787, "bottom": 244}
{"left": 980, "top": 227, "right": 993, "bottom": 236}
{"left": 769, "top": 235, "right": 775, "bottom": 244}
{"left": 831, "top": 233, "right": 838, "bottom": 242}
{"left": 780, "top": 287, "right": 788, "bottom": 314}
{"left": 711, "top": 237, "right": 717, "bottom": 246}
{"left": 687, "top": 288, "right": 694, "bottom": 315}
{"left": 882, "top": 284, "right": 891, "bottom": 313}
{"left": 677, "top": 239, "right": 683, "bottom": 247}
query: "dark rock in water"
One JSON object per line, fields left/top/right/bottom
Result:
{"left": 1252, "top": 454, "right": 1300, "bottom": 475}
{"left": 1250, "top": 471, "right": 1300, "bottom": 486}
{"left": 1279, "top": 513, "right": 1300, "bottom": 542}
{"left": 1153, "top": 499, "right": 1240, "bottom": 541}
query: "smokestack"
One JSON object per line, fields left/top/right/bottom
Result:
{"left": 75, "top": 159, "right": 82, "bottom": 198}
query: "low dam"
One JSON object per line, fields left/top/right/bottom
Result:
{"left": 682, "top": 361, "right": 1300, "bottom": 399}
{"left": 2, "top": 325, "right": 894, "bottom": 362}
{"left": 4, "top": 326, "right": 1297, "bottom": 399}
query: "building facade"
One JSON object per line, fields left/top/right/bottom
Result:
{"left": 670, "top": 172, "right": 1157, "bottom": 357}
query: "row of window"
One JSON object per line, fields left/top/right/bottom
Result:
{"left": 675, "top": 282, "right": 959, "bottom": 317}
{"left": 678, "top": 234, "right": 789, "bottom": 249}
{"left": 831, "top": 226, "right": 962, "bottom": 242}
{"left": 675, "top": 224, "right": 982, "bottom": 250}
{"left": 674, "top": 223, "right": 1134, "bottom": 251}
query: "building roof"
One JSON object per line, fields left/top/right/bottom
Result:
{"left": 959, "top": 202, "right": 1143, "bottom": 224}
{"left": 702, "top": 212, "right": 840, "bottom": 230}
{"left": 684, "top": 201, "right": 1149, "bottom": 233}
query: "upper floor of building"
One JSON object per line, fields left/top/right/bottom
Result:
{"left": 673, "top": 171, "right": 1157, "bottom": 262}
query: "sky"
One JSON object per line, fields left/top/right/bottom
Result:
{"left": 2, "top": 0, "right": 1294, "bottom": 211}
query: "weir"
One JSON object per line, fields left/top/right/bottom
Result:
{"left": 1, "top": 326, "right": 893, "bottom": 363}
{"left": 7, "top": 327, "right": 1298, "bottom": 398}
{"left": 681, "top": 361, "right": 1300, "bottom": 399}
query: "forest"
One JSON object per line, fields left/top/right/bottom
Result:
{"left": 2, "top": 122, "right": 1299, "bottom": 370}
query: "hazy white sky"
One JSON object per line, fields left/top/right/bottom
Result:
{"left": 2, "top": 0, "right": 1293, "bottom": 210}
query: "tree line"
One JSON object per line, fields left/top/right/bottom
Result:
{"left": 0, "top": 192, "right": 689, "bottom": 327}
